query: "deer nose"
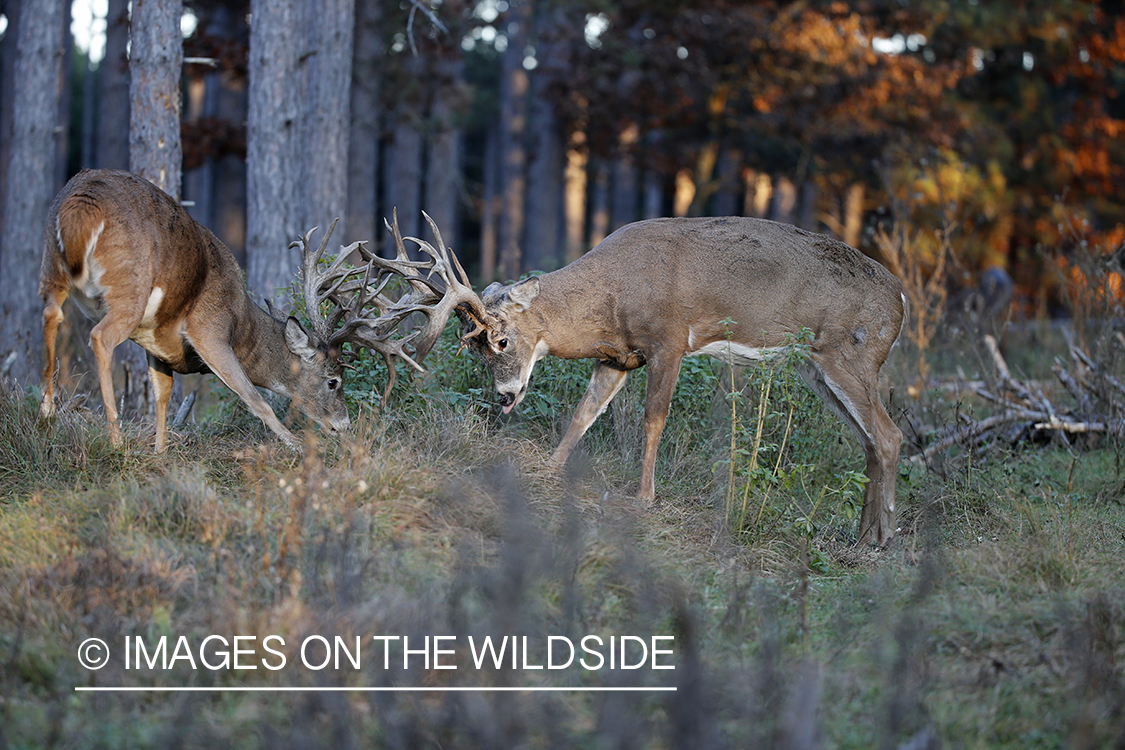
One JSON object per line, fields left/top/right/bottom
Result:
{"left": 327, "top": 415, "right": 350, "bottom": 433}
{"left": 497, "top": 392, "right": 515, "bottom": 408}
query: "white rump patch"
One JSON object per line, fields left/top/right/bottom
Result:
{"left": 142, "top": 287, "right": 164, "bottom": 325}
{"left": 66, "top": 219, "right": 106, "bottom": 294}
{"left": 688, "top": 341, "right": 783, "bottom": 367}
{"left": 85, "top": 221, "right": 105, "bottom": 262}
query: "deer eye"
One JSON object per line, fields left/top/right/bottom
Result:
{"left": 327, "top": 378, "right": 340, "bottom": 391}
{"left": 497, "top": 338, "right": 509, "bottom": 351}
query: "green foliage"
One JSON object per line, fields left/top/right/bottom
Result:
{"left": 715, "top": 327, "right": 866, "bottom": 557}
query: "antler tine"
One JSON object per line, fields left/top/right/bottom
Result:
{"left": 301, "top": 210, "right": 491, "bottom": 401}
{"left": 295, "top": 221, "right": 334, "bottom": 340}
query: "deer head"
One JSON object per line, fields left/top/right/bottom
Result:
{"left": 38, "top": 169, "right": 480, "bottom": 454}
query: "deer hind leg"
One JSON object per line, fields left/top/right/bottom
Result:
{"left": 800, "top": 356, "right": 902, "bottom": 547}
{"left": 148, "top": 355, "right": 174, "bottom": 453}
{"left": 40, "top": 288, "right": 68, "bottom": 418}
{"left": 553, "top": 361, "right": 629, "bottom": 466}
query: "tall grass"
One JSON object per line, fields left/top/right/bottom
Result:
{"left": 5, "top": 210, "right": 1125, "bottom": 746}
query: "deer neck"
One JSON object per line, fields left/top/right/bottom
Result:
{"left": 530, "top": 274, "right": 616, "bottom": 361}
{"left": 231, "top": 301, "right": 295, "bottom": 393}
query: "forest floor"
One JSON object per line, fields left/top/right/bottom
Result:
{"left": 1, "top": 324, "right": 1124, "bottom": 749}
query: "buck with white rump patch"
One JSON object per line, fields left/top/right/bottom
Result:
{"left": 39, "top": 169, "right": 463, "bottom": 453}
{"left": 448, "top": 216, "right": 907, "bottom": 546}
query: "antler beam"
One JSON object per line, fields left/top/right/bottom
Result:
{"left": 292, "top": 211, "right": 489, "bottom": 401}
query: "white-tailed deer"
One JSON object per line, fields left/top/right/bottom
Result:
{"left": 38, "top": 169, "right": 460, "bottom": 453}
{"left": 441, "top": 217, "right": 907, "bottom": 546}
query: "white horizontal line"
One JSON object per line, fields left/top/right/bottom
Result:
{"left": 75, "top": 686, "right": 676, "bottom": 693}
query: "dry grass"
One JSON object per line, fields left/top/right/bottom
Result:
{"left": 3, "top": 323, "right": 1125, "bottom": 749}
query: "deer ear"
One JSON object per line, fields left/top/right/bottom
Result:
{"left": 506, "top": 277, "right": 540, "bottom": 312}
{"left": 285, "top": 317, "right": 320, "bottom": 363}
{"left": 482, "top": 282, "right": 504, "bottom": 300}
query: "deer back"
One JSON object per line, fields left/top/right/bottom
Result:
{"left": 470, "top": 216, "right": 905, "bottom": 374}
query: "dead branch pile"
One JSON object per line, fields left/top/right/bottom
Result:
{"left": 919, "top": 332, "right": 1125, "bottom": 460}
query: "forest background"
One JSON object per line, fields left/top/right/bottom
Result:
{"left": 0, "top": 0, "right": 1123, "bottom": 388}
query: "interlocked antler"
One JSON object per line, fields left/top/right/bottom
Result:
{"left": 293, "top": 211, "right": 489, "bottom": 400}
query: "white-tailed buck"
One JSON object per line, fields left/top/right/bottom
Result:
{"left": 439, "top": 217, "right": 907, "bottom": 546}
{"left": 39, "top": 169, "right": 462, "bottom": 453}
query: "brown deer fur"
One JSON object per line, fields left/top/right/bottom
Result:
{"left": 39, "top": 169, "right": 349, "bottom": 452}
{"left": 462, "top": 216, "right": 906, "bottom": 546}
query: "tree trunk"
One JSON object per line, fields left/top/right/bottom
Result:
{"left": 799, "top": 181, "right": 819, "bottom": 231}
{"left": 0, "top": 0, "right": 21, "bottom": 235}
{"left": 299, "top": 0, "right": 354, "bottom": 238}
{"left": 347, "top": 0, "right": 382, "bottom": 247}
{"left": 563, "top": 128, "right": 587, "bottom": 263}
{"left": 589, "top": 160, "right": 610, "bottom": 247}
{"left": 125, "top": 0, "right": 183, "bottom": 417}
{"left": 712, "top": 146, "right": 742, "bottom": 217}
{"left": 641, "top": 130, "right": 664, "bottom": 220}
{"left": 843, "top": 182, "right": 865, "bottom": 249}
{"left": 130, "top": 0, "right": 183, "bottom": 198}
{"left": 246, "top": 0, "right": 301, "bottom": 304}
{"left": 524, "top": 68, "right": 563, "bottom": 270}
{"left": 673, "top": 168, "right": 695, "bottom": 217}
{"left": 744, "top": 169, "right": 771, "bottom": 218}
{"left": 611, "top": 132, "right": 639, "bottom": 232}
{"left": 385, "top": 110, "right": 424, "bottom": 249}
{"left": 96, "top": 0, "right": 130, "bottom": 170}
{"left": 479, "top": 124, "right": 499, "bottom": 281}
{"left": 497, "top": 0, "right": 531, "bottom": 279}
{"left": 425, "top": 56, "right": 464, "bottom": 259}
{"left": 0, "top": 0, "right": 66, "bottom": 384}
{"left": 770, "top": 175, "right": 797, "bottom": 224}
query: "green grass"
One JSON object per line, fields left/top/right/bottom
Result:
{"left": 2, "top": 323, "right": 1125, "bottom": 749}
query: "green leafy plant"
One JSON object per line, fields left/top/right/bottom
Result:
{"left": 716, "top": 326, "right": 865, "bottom": 554}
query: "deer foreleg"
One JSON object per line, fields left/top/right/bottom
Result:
{"left": 148, "top": 356, "right": 174, "bottom": 453}
{"left": 89, "top": 315, "right": 135, "bottom": 448}
{"left": 638, "top": 354, "right": 683, "bottom": 503}
{"left": 189, "top": 338, "right": 302, "bottom": 452}
{"left": 552, "top": 361, "right": 628, "bottom": 467}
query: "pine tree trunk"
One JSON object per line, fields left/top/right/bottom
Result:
{"left": 0, "top": 0, "right": 66, "bottom": 384}
{"left": 425, "top": 56, "right": 463, "bottom": 258}
{"left": 385, "top": 110, "right": 423, "bottom": 249}
{"left": 125, "top": 0, "right": 183, "bottom": 417}
{"left": 299, "top": 0, "right": 354, "bottom": 238}
{"left": 524, "top": 70, "right": 563, "bottom": 270}
{"left": 589, "top": 160, "right": 610, "bottom": 247}
{"left": 563, "top": 129, "right": 587, "bottom": 264}
{"left": 479, "top": 125, "right": 499, "bottom": 281}
{"left": 347, "top": 0, "right": 382, "bottom": 247}
{"left": 246, "top": 0, "right": 301, "bottom": 304}
{"left": 497, "top": 0, "right": 531, "bottom": 279}
{"left": 0, "top": 0, "right": 21, "bottom": 250}
{"left": 96, "top": 0, "right": 130, "bottom": 169}
{"left": 130, "top": 0, "right": 183, "bottom": 198}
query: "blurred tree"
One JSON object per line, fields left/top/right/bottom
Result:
{"left": 0, "top": 0, "right": 66, "bottom": 383}
{"left": 300, "top": 0, "right": 354, "bottom": 239}
{"left": 97, "top": 0, "right": 129, "bottom": 170}
{"left": 130, "top": 0, "right": 183, "bottom": 197}
{"left": 347, "top": 0, "right": 384, "bottom": 248}
{"left": 246, "top": 0, "right": 301, "bottom": 304}
{"left": 125, "top": 0, "right": 184, "bottom": 415}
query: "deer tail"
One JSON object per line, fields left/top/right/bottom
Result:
{"left": 55, "top": 193, "right": 105, "bottom": 279}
